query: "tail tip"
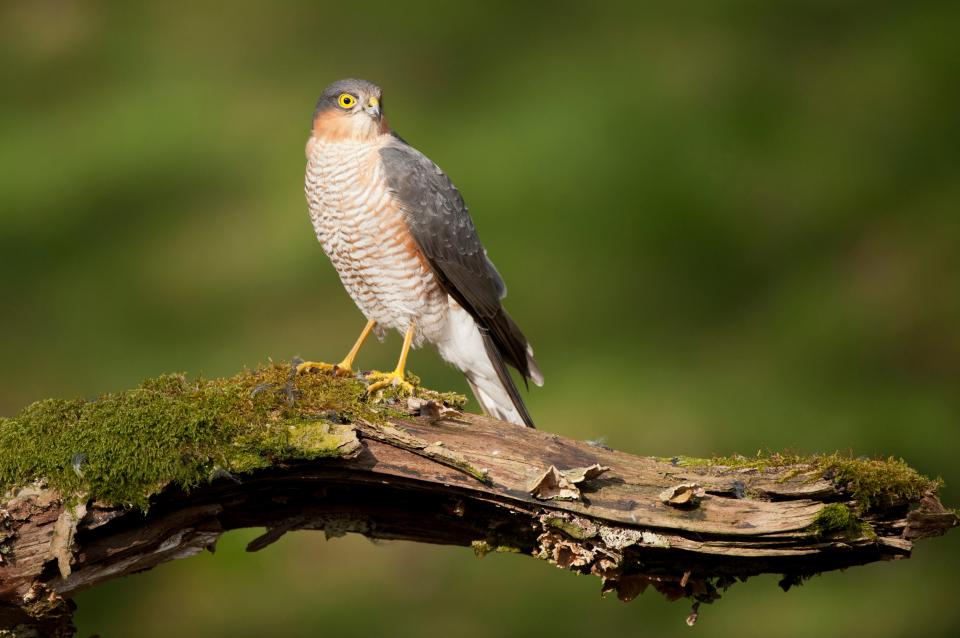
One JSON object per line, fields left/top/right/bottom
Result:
{"left": 526, "top": 344, "right": 544, "bottom": 387}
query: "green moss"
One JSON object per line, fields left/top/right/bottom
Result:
{"left": 809, "top": 503, "right": 861, "bottom": 538}
{"left": 0, "top": 365, "right": 379, "bottom": 508}
{"left": 826, "top": 455, "right": 939, "bottom": 509}
{"left": 429, "top": 390, "right": 469, "bottom": 410}
{"left": 543, "top": 516, "right": 598, "bottom": 540}
{"left": 807, "top": 503, "right": 880, "bottom": 541}
{"left": 370, "top": 371, "right": 468, "bottom": 411}
{"left": 471, "top": 526, "right": 535, "bottom": 558}
{"left": 471, "top": 540, "right": 522, "bottom": 557}
{"left": 676, "top": 451, "right": 939, "bottom": 510}
{"left": 669, "top": 452, "right": 813, "bottom": 471}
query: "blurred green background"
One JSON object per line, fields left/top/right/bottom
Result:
{"left": 2, "top": 1, "right": 958, "bottom": 636}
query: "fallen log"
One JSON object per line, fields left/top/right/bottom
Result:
{"left": 0, "top": 364, "right": 955, "bottom": 636}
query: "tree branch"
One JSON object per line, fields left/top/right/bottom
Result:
{"left": 1, "top": 368, "right": 956, "bottom": 636}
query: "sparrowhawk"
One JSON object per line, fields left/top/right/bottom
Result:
{"left": 298, "top": 78, "right": 543, "bottom": 427}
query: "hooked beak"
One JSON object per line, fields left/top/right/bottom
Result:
{"left": 365, "top": 96, "right": 381, "bottom": 120}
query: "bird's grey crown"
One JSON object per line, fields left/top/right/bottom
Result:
{"left": 314, "top": 78, "right": 383, "bottom": 119}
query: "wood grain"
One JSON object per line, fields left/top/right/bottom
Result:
{"left": 1, "top": 411, "right": 956, "bottom": 637}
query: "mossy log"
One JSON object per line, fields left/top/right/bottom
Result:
{"left": 0, "top": 365, "right": 956, "bottom": 636}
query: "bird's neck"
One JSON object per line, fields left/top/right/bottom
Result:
{"left": 305, "top": 130, "right": 392, "bottom": 160}
{"left": 311, "top": 110, "right": 390, "bottom": 144}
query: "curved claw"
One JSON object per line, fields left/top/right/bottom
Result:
{"left": 365, "top": 370, "right": 414, "bottom": 395}
{"left": 296, "top": 361, "right": 354, "bottom": 377}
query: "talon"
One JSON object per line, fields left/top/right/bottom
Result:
{"left": 365, "top": 370, "right": 415, "bottom": 395}
{"left": 298, "top": 320, "right": 376, "bottom": 378}
{"left": 296, "top": 361, "right": 354, "bottom": 376}
{"left": 296, "top": 361, "right": 334, "bottom": 375}
{"left": 365, "top": 323, "right": 417, "bottom": 396}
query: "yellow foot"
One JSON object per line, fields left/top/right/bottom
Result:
{"left": 295, "top": 360, "right": 354, "bottom": 376}
{"left": 365, "top": 370, "right": 415, "bottom": 395}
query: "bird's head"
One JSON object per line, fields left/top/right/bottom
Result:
{"left": 311, "top": 78, "right": 388, "bottom": 142}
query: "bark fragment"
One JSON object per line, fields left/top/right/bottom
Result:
{"left": 49, "top": 503, "right": 86, "bottom": 579}
{"left": 529, "top": 464, "right": 610, "bottom": 501}
{"left": 659, "top": 483, "right": 706, "bottom": 507}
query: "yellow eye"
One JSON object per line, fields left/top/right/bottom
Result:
{"left": 338, "top": 93, "right": 356, "bottom": 108}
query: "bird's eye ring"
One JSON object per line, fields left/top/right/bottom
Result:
{"left": 338, "top": 93, "right": 357, "bottom": 108}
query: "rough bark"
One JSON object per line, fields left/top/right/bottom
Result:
{"left": 1, "top": 409, "right": 957, "bottom": 636}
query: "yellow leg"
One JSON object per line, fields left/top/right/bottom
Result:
{"left": 297, "top": 319, "right": 376, "bottom": 376}
{"left": 366, "top": 323, "right": 416, "bottom": 394}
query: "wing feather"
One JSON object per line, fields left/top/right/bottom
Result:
{"left": 379, "top": 140, "right": 539, "bottom": 386}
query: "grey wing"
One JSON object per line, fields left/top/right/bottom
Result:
{"left": 379, "top": 140, "right": 538, "bottom": 384}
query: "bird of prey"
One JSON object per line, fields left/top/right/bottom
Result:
{"left": 298, "top": 78, "right": 543, "bottom": 427}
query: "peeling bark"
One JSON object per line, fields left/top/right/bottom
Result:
{"left": 1, "top": 410, "right": 957, "bottom": 636}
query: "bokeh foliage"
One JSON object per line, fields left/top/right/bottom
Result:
{"left": 1, "top": 1, "right": 957, "bottom": 636}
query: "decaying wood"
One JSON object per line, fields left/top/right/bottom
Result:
{"left": 1, "top": 408, "right": 956, "bottom": 637}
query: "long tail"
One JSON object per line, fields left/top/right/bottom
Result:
{"left": 437, "top": 305, "right": 542, "bottom": 428}
{"left": 468, "top": 330, "right": 535, "bottom": 426}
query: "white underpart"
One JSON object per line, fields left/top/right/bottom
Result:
{"left": 306, "top": 136, "right": 446, "bottom": 344}
{"left": 305, "top": 135, "right": 525, "bottom": 425}
{"left": 435, "top": 304, "right": 525, "bottom": 424}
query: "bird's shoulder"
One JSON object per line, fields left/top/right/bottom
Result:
{"left": 377, "top": 136, "right": 478, "bottom": 259}
{"left": 378, "top": 136, "right": 465, "bottom": 216}
{"left": 377, "top": 134, "right": 508, "bottom": 309}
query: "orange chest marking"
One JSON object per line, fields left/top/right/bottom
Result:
{"left": 311, "top": 110, "right": 390, "bottom": 142}
{"left": 307, "top": 139, "right": 432, "bottom": 280}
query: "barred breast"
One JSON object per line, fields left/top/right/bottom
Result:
{"left": 305, "top": 136, "right": 449, "bottom": 345}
